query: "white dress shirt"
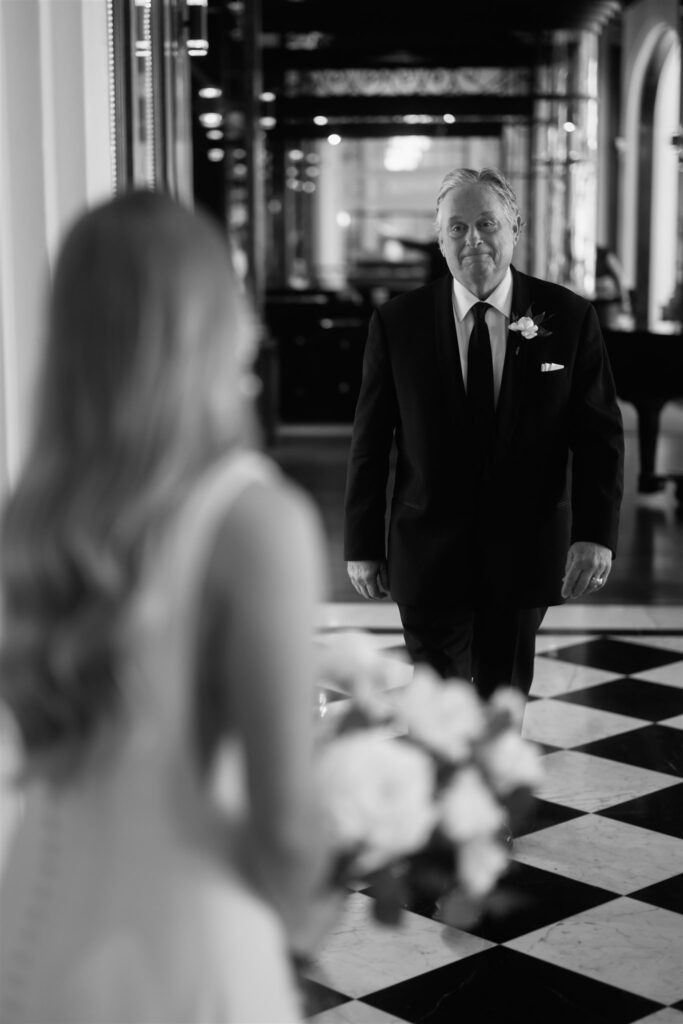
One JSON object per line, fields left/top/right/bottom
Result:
{"left": 451, "top": 268, "right": 513, "bottom": 406}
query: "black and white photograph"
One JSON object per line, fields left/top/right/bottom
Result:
{"left": 0, "top": 2, "right": 681, "bottom": 1022}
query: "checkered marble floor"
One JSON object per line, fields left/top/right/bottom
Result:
{"left": 306, "top": 604, "right": 683, "bottom": 1024}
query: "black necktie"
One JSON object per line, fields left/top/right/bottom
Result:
{"left": 467, "top": 301, "right": 495, "bottom": 456}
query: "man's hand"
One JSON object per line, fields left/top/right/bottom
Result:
{"left": 561, "top": 541, "right": 613, "bottom": 600}
{"left": 346, "top": 559, "right": 390, "bottom": 600}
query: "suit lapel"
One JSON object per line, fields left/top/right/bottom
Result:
{"left": 433, "top": 275, "right": 468, "bottom": 431}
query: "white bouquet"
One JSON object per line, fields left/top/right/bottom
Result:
{"left": 315, "top": 631, "right": 543, "bottom": 926}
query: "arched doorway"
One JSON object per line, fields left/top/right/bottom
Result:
{"left": 631, "top": 27, "right": 681, "bottom": 331}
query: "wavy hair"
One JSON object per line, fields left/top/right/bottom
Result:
{"left": 435, "top": 167, "right": 525, "bottom": 234}
{"left": 0, "top": 190, "right": 257, "bottom": 774}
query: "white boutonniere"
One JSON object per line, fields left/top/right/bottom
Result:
{"left": 509, "top": 307, "right": 552, "bottom": 340}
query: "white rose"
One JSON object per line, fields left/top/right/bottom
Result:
{"left": 489, "top": 686, "right": 527, "bottom": 729}
{"left": 478, "top": 729, "right": 544, "bottom": 796}
{"left": 458, "top": 836, "right": 509, "bottom": 896}
{"left": 317, "top": 630, "right": 403, "bottom": 720}
{"left": 509, "top": 315, "right": 538, "bottom": 338}
{"left": 439, "top": 766, "right": 506, "bottom": 842}
{"left": 396, "top": 666, "right": 486, "bottom": 762}
{"left": 316, "top": 730, "right": 437, "bottom": 873}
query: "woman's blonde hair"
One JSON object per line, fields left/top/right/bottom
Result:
{"left": 0, "top": 190, "right": 256, "bottom": 770}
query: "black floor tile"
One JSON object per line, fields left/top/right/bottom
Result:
{"left": 597, "top": 782, "right": 683, "bottom": 839}
{"left": 451, "top": 861, "right": 616, "bottom": 943}
{"left": 299, "top": 976, "right": 350, "bottom": 1018}
{"left": 544, "top": 638, "right": 682, "bottom": 675}
{"left": 359, "top": 858, "right": 616, "bottom": 943}
{"left": 629, "top": 873, "right": 683, "bottom": 915}
{"left": 362, "top": 946, "right": 662, "bottom": 1024}
{"left": 574, "top": 724, "right": 683, "bottom": 777}
{"left": 556, "top": 677, "right": 683, "bottom": 721}
{"left": 518, "top": 797, "right": 586, "bottom": 835}
{"left": 535, "top": 741, "right": 565, "bottom": 755}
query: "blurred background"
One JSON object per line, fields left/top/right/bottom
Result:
{"left": 0, "top": 0, "right": 681, "bottom": 601}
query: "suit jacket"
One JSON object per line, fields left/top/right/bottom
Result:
{"left": 343, "top": 267, "right": 625, "bottom": 607}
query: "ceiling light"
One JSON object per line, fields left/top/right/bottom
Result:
{"left": 186, "top": 0, "right": 208, "bottom": 56}
{"left": 384, "top": 135, "right": 431, "bottom": 172}
{"left": 260, "top": 91, "right": 276, "bottom": 102}
{"left": 199, "top": 86, "right": 222, "bottom": 99}
{"left": 207, "top": 148, "right": 224, "bottom": 162}
{"left": 199, "top": 112, "right": 223, "bottom": 128}
{"left": 327, "top": 133, "right": 342, "bottom": 146}
{"left": 313, "top": 115, "right": 328, "bottom": 126}
{"left": 206, "top": 129, "right": 224, "bottom": 140}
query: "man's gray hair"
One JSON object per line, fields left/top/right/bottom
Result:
{"left": 435, "top": 168, "right": 524, "bottom": 232}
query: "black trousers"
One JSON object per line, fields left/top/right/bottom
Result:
{"left": 398, "top": 600, "right": 547, "bottom": 699}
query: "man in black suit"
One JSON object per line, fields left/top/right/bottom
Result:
{"left": 344, "top": 167, "right": 624, "bottom": 699}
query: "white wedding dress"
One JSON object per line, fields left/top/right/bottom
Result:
{"left": 0, "top": 451, "right": 303, "bottom": 1024}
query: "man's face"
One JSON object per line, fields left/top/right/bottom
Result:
{"left": 437, "top": 183, "right": 520, "bottom": 299}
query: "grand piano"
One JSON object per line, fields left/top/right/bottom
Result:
{"left": 602, "top": 328, "right": 683, "bottom": 503}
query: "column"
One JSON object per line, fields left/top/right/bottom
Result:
{"left": 0, "top": 0, "right": 113, "bottom": 498}
{"left": 530, "top": 30, "right": 600, "bottom": 295}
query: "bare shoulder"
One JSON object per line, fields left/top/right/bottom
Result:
{"left": 206, "top": 468, "right": 325, "bottom": 590}
{"left": 236, "top": 471, "right": 322, "bottom": 543}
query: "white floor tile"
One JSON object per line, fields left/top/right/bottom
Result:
{"left": 529, "top": 658, "right": 621, "bottom": 697}
{"left": 318, "top": 604, "right": 403, "bottom": 631}
{"left": 542, "top": 605, "right": 658, "bottom": 631}
{"left": 521, "top": 699, "right": 646, "bottom": 748}
{"left": 315, "top": 631, "right": 410, "bottom": 665}
{"left": 506, "top": 897, "right": 683, "bottom": 1004}
{"left": 534, "top": 634, "right": 593, "bottom": 653}
{"left": 307, "top": 1001, "right": 410, "bottom": 1024}
{"left": 305, "top": 893, "right": 493, "bottom": 999}
{"left": 631, "top": 1010, "right": 683, "bottom": 1023}
{"left": 614, "top": 636, "right": 683, "bottom": 655}
{"left": 642, "top": 608, "right": 683, "bottom": 630}
{"left": 632, "top": 661, "right": 683, "bottom": 689}
{"left": 512, "top": 815, "right": 683, "bottom": 894}
{"left": 533, "top": 750, "right": 681, "bottom": 812}
{"left": 317, "top": 604, "right": 683, "bottom": 636}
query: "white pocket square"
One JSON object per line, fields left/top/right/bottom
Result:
{"left": 541, "top": 362, "right": 564, "bottom": 372}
